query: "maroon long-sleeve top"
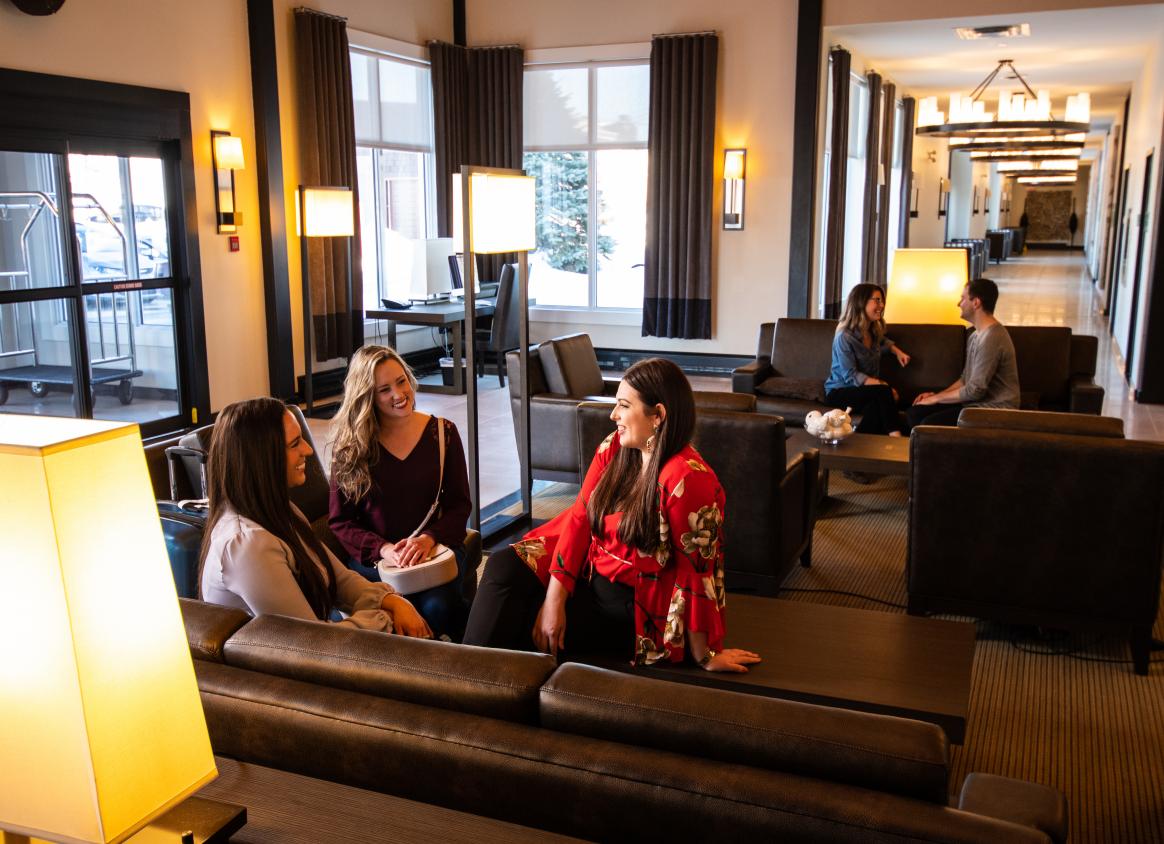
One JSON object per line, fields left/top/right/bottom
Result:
{"left": 328, "top": 416, "right": 472, "bottom": 565}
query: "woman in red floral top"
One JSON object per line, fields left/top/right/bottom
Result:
{"left": 464, "top": 358, "right": 760, "bottom": 672}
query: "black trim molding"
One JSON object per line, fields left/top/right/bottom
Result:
{"left": 787, "top": 0, "right": 823, "bottom": 318}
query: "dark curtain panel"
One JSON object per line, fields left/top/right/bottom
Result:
{"left": 874, "top": 82, "right": 895, "bottom": 286}
{"left": 643, "top": 33, "right": 718, "bottom": 339}
{"left": 898, "top": 97, "right": 915, "bottom": 249}
{"left": 430, "top": 42, "right": 522, "bottom": 282}
{"left": 822, "top": 48, "right": 851, "bottom": 319}
{"left": 294, "top": 8, "right": 361, "bottom": 361}
{"left": 861, "top": 71, "right": 882, "bottom": 285}
{"left": 430, "top": 41, "right": 468, "bottom": 240}
{"left": 468, "top": 46, "right": 523, "bottom": 281}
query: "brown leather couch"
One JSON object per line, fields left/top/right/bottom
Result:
{"left": 510, "top": 333, "right": 757, "bottom": 483}
{"left": 184, "top": 598, "right": 1068, "bottom": 842}
{"left": 908, "top": 409, "right": 1164, "bottom": 674}
{"left": 576, "top": 401, "right": 819, "bottom": 594}
{"left": 732, "top": 319, "right": 1104, "bottom": 427}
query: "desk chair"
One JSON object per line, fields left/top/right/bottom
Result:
{"left": 474, "top": 263, "right": 521, "bottom": 387}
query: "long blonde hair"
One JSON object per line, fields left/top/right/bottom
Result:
{"left": 836, "top": 283, "right": 886, "bottom": 345}
{"left": 329, "top": 345, "right": 419, "bottom": 502}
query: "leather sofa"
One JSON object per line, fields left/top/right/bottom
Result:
{"left": 510, "top": 333, "right": 758, "bottom": 483}
{"left": 907, "top": 409, "right": 1164, "bottom": 675}
{"left": 183, "top": 597, "right": 1068, "bottom": 842}
{"left": 576, "top": 401, "right": 818, "bottom": 594}
{"left": 732, "top": 319, "right": 1104, "bottom": 427}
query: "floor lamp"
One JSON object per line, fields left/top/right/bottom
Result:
{"left": 298, "top": 185, "right": 355, "bottom": 416}
{"left": 452, "top": 166, "right": 536, "bottom": 534}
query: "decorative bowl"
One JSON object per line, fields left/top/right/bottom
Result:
{"left": 817, "top": 428, "right": 855, "bottom": 446}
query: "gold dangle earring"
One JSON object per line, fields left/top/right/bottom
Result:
{"left": 646, "top": 423, "right": 659, "bottom": 453}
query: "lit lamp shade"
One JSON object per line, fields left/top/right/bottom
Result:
{"left": 212, "top": 135, "right": 245, "bottom": 171}
{"left": 887, "top": 248, "right": 969, "bottom": 325}
{"left": 452, "top": 172, "right": 536, "bottom": 255}
{"left": 0, "top": 416, "right": 216, "bottom": 844}
{"left": 300, "top": 186, "right": 355, "bottom": 238}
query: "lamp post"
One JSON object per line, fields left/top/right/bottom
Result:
{"left": 297, "top": 186, "right": 355, "bottom": 416}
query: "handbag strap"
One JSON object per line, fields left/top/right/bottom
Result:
{"left": 408, "top": 416, "right": 446, "bottom": 539}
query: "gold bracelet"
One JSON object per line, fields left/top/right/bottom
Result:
{"left": 698, "top": 649, "right": 717, "bottom": 668}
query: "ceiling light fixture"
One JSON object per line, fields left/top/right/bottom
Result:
{"left": 1015, "top": 174, "right": 1078, "bottom": 185}
{"left": 916, "top": 59, "right": 1089, "bottom": 142}
{"left": 954, "top": 23, "right": 1030, "bottom": 41}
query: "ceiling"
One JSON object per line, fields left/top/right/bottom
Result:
{"left": 827, "top": 4, "right": 1164, "bottom": 139}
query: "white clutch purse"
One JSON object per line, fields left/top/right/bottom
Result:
{"left": 377, "top": 544, "right": 458, "bottom": 595}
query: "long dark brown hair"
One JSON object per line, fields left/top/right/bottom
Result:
{"left": 587, "top": 358, "right": 696, "bottom": 552}
{"left": 198, "top": 397, "right": 336, "bottom": 619}
{"left": 837, "top": 282, "right": 887, "bottom": 344}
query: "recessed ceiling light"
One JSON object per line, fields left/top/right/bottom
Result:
{"left": 955, "top": 23, "right": 1031, "bottom": 40}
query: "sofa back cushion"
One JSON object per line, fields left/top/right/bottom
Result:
{"left": 769, "top": 319, "right": 836, "bottom": 380}
{"left": 881, "top": 324, "right": 967, "bottom": 403}
{"left": 180, "top": 598, "right": 253, "bottom": 662}
{"left": 958, "top": 408, "right": 1124, "bottom": 438}
{"left": 507, "top": 345, "right": 549, "bottom": 400}
{"left": 1007, "top": 326, "right": 1072, "bottom": 409}
{"left": 540, "top": 664, "right": 950, "bottom": 804}
{"left": 221, "top": 614, "right": 557, "bottom": 723}
{"left": 538, "top": 333, "right": 605, "bottom": 397}
{"left": 1070, "top": 334, "right": 1098, "bottom": 377}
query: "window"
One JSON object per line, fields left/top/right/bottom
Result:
{"left": 842, "top": 75, "right": 869, "bottom": 299}
{"left": 351, "top": 49, "right": 436, "bottom": 311}
{"left": 523, "top": 62, "right": 649, "bottom": 309}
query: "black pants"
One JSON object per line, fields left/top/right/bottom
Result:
{"left": 905, "top": 402, "right": 968, "bottom": 431}
{"left": 824, "top": 384, "right": 901, "bottom": 435}
{"left": 463, "top": 547, "right": 634, "bottom": 659}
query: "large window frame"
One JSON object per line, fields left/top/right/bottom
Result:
{"left": 523, "top": 50, "right": 649, "bottom": 320}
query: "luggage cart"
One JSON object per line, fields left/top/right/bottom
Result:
{"left": 0, "top": 191, "right": 143, "bottom": 407}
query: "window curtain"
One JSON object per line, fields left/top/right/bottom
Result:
{"left": 430, "top": 41, "right": 523, "bottom": 282}
{"left": 898, "top": 97, "right": 915, "bottom": 249}
{"left": 822, "top": 48, "right": 851, "bottom": 319}
{"left": 294, "top": 8, "right": 361, "bottom": 361}
{"left": 643, "top": 33, "right": 718, "bottom": 339}
{"left": 873, "top": 82, "right": 896, "bottom": 287}
{"left": 861, "top": 71, "right": 882, "bottom": 285}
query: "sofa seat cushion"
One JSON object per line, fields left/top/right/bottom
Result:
{"left": 958, "top": 408, "right": 1124, "bottom": 439}
{"left": 540, "top": 664, "right": 950, "bottom": 804}
{"left": 757, "top": 376, "right": 826, "bottom": 402}
{"left": 181, "top": 598, "right": 252, "bottom": 663}
{"left": 755, "top": 395, "right": 831, "bottom": 426}
{"left": 222, "top": 614, "right": 556, "bottom": 723}
{"left": 537, "top": 333, "right": 605, "bottom": 397}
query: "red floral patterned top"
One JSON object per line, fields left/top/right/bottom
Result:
{"left": 512, "top": 432, "right": 727, "bottom": 665}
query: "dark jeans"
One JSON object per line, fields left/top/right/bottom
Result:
{"left": 905, "top": 402, "right": 969, "bottom": 431}
{"left": 463, "top": 546, "right": 634, "bottom": 659}
{"left": 825, "top": 384, "right": 902, "bottom": 435}
{"left": 348, "top": 546, "right": 470, "bottom": 642}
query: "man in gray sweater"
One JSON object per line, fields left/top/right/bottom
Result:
{"left": 906, "top": 277, "right": 1020, "bottom": 429}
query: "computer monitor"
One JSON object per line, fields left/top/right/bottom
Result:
{"left": 409, "top": 238, "right": 456, "bottom": 301}
{"left": 447, "top": 253, "right": 479, "bottom": 298}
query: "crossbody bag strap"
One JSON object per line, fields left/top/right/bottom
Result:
{"left": 408, "top": 416, "right": 447, "bottom": 539}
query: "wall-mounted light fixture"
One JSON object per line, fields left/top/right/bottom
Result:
{"left": 297, "top": 185, "right": 354, "bottom": 415}
{"left": 211, "top": 130, "right": 245, "bottom": 234}
{"left": 938, "top": 177, "right": 950, "bottom": 218}
{"left": 723, "top": 148, "right": 746, "bottom": 230}
{"left": 972, "top": 185, "right": 980, "bottom": 215}
{"left": 909, "top": 171, "right": 920, "bottom": 218}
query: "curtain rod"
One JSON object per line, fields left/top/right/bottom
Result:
{"left": 652, "top": 30, "right": 717, "bottom": 39}
{"left": 427, "top": 39, "right": 521, "bottom": 50}
{"left": 294, "top": 7, "right": 347, "bottom": 22}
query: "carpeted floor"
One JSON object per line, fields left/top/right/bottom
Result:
{"left": 519, "top": 474, "right": 1164, "bottom": 842}
{"left": 779, "top": 474, "right": 1164, "bottom": 844}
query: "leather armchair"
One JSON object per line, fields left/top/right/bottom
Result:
{"left": 908, "top": 409, "right": 1164, "bottom": 674}
{"left": 576, "top": 402, "right": 818, "bottom": 593}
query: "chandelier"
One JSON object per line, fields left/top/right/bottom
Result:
{"left": 916, "top": 60, "right": 1090, "bottom": 141}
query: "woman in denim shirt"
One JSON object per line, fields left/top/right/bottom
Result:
{"left": 824, "top": 284, "right": 911, "bottom": 436}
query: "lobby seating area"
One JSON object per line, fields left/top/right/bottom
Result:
{"left": 732, "top": 318, "right": 1104, "bottom": 426}
{"left": 184, "top": 597, "right": 1069, "bottom": 842}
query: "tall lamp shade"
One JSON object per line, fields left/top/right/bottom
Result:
{"left": 451, "top": 172, "right": 535, "bottom": 254}
{"left": 0, "top": 416, "right": 216, "bottom": 844}
{"left": 887, "top": 248, "right": 969, "bottom": 325}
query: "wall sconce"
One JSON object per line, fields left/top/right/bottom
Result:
{"left": 909, "top": 171, "right": 920, "bottom": 218}
{"left": 297, "top": 185, "right": 354, "bottom": 415}
{"left": 937, "top": 177, "right": 950, "bottom": 218}
{"left": 972, "top": 186, "right": 980, "bottom": 215}
{"left": 211, "top": 130, "right": 244, "bottom": 234}
{"left": 723, "top": 148, "right": 746, "bottom": 230}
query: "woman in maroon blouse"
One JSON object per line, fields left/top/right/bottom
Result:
{"left": 329, "top": 345, "right": 472, "bottom": 639}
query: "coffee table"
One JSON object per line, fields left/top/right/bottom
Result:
{"left": 621, "top": 595, "right": 976, "bottom": 743}
{"left": 788, "top": 429, "right": 911, "bottom": 476}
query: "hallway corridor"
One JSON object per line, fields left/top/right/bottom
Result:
{"left": 988, "top": 248, "right": 1163, "bottom": 440}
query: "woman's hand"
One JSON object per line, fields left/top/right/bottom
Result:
{"left": 390, "top": 534, "right": 436, "bottom": 568}
{"left": 865, "top": 376, "right": 887, "bottom": 386}
{"left": 383, "top": 594, "right": 432, "bottom": 638}
{"left": 893, "top": 347, "right": 911, "bottom": 367}
{"left": 533, "top": 579, "right": 568, "bottom": 656}
{"left": 703, "top": 648, "right": 762, "bottom": 673}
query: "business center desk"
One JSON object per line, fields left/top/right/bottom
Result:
{"left": 366, "top": 298, "right": 494, "bottom": 395}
